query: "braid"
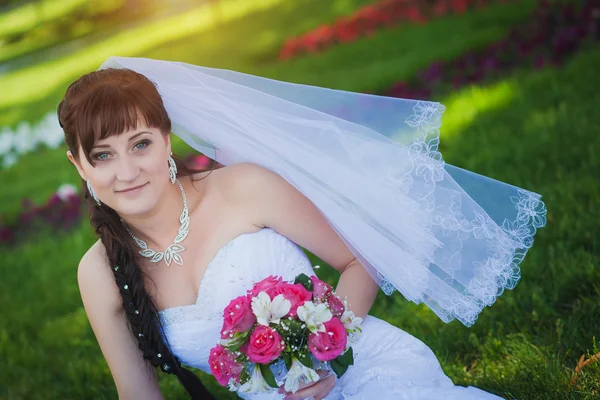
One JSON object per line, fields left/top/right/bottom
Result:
{"left": 88, "top": 177, "right": 215, "bottom": 399}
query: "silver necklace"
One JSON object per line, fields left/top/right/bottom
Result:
{"left": 124, "top": 179, "right": 190, "bottom": 267}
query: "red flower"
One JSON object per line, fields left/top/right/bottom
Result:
{"left": 248, "top": 275, "right": 285, "bottom": 299}
{"left": 220, "top": 295, "right": 256, "bottom": 339}
{"left": 209, "top": 345, "right": 243, "bottom": 386}
{"left": 308, "top": 318, "right": 347, "bottom": 361}
{"left": 273, "top": 283, "right": 312, "bottom": 317}
{"left": 242, "top": 325, "right": 285, "bottom": 364}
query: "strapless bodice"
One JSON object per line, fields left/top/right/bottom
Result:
{"left": 158, "top": 227, "right": 315, "bottom": 374}
{"left": 158, "top": 228, "right": 505, "bottom": 400}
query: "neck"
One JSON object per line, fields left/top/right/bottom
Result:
{"left": 120, "top": 178, "right": 190, "bottom": 251}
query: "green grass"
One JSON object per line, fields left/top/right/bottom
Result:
{"left": 0, "top": 0, "right": 287, "bottom": 109}
{"left": 1, "top": 1, "right": 599, "bottom": 398}
{"left": 0, "top": 0, "right": 124, "bottom": 64}
{"left": 0, "top": 0, "right": 87, "bottom": 37}
{"left": 0, "top": 0, "right": 375, "bottom": 118}
{"left": 145, "top": 0, "right": 538, "bottom": 90}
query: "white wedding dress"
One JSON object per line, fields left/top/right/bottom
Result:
{"left": 159, "top": 227, "right": 504, "bottom": 400}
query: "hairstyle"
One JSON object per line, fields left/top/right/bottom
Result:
{"left": 58, "top": 67, "right": 216, "bottom": 399}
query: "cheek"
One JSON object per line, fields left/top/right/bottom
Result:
{"left": 144, "top": 152, "right": 168, "bottom": 177}
{"left": 88, "top": 167, "right": 115, "bottom": 190}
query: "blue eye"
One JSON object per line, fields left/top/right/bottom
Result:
{"left": 91, "top": 140, "right": 150, "bottom": 161}
{"left": 134, "top": 140, "right": 151, "bottom": 150}
{"left": 92, "top": 152, "right": 109, "bottom": 161}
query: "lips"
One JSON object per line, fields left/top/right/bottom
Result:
{"left": 117, "top": 182, "right": 148, "bottom": 193}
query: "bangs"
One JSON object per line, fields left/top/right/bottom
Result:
{"left": 74, "top": 80, "right": 170, "bottom": 166}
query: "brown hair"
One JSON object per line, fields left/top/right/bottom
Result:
{"left": 58, "top": 67, "right": 216, "bottom": 399}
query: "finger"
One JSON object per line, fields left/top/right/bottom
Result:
{"left": 285, "top": 370, "right": 328, "bottom": 393}
{"left": 315, "top": 375, "right": 336, "bottom": 400}
{"left": 317, "top": 369, "right": 330, "bottom": 378}
{"left": 284, "top": 375, "right": 335, "bottom": 400}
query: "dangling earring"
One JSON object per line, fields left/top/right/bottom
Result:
{"left": 87, "top": 180, "right": 101, "bottom": 206}
{"left": 168, "top": 152, "right": 177, "bottom": 184}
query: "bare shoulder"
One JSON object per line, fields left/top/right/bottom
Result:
{"left": 78, "top": 239, "right": 121, "bottom": 313}
{"left": 197, "top": 162, "right": 274, "bottom": 202}
{"left": 206, "top": 163, "right": 282, "bottom": 228}
{"left": 221, "top": 162, "right": 281, "bottom": 191}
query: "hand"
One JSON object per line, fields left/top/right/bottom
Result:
{"left": 277, "top": 370, "right": 336, "bottom": 400}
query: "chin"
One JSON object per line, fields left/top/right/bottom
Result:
{"left": 111, "top": 191, "right": 160, "bottom": 216}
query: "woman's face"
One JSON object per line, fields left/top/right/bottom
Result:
{"left": 67, "top": 122, "right": 172, "bottom": 216}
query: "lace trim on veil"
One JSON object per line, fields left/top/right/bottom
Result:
{"left": 376, "top": 101, "right": 547, "bottom": 326}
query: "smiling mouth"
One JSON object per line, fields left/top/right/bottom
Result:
{"left": 117, "top": 182, "right": 148, "bottom": 193}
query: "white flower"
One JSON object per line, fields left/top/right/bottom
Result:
{"left": 297, "top": 301, "right": 332, "bottom": 334}
{"left": 13, "top": 122, "right": 34, "bottom": 155}
{"left": 2, "top": 153, "right": 17, "bottom": 169}
{"left": 36, "top": 113, "right": 64, "bottom": 149}
{"left": 56, "top": 183, "right": 78, "bottom": 202}
{"left": 238, "top": 365, "right": 272, "bottom": 394}
{"left": 251, "top": 292, "right": 291, "bottom": 326}
{"left": 0, "top": 129, "right": 13, "bottom": 155}
{"left": 227, "top": 377, "right": 239, "bottom": 392}
{"left": 340, "top": 309, "right": 363, "bottom": 332}
{"left": 341, "top": 310, "right": 363, "bottom": 349}
{"left": 284, "top": 358, "right": 320, "bottom": 394}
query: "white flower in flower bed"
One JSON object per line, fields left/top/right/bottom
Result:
{"left": 56, "top": 184, "right": 78, "bottom": 202}
{"left": 0, "top": 112, "right": 64, "bottom": 169}
{"left": 35, "top": 113, "right": 65, "bottom": 149}
{"left": 0, "top": 128, "right": 13, "bottom": 154}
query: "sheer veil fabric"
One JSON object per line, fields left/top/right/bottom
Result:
{"left": 99, "top": 56, "right": 547, "bottom": 327}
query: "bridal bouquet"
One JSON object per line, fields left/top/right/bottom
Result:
{"left": 208, "top": 272, "right": 363, "bottom": 394}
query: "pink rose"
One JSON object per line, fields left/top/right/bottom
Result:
{"left": 273, "top": 283, "right": 312, "bottom": 317}
{"left": 220, "top": 295, "right": 256, "bottom": 339}
{"left": 242, "top": 325, "right": 285, "bottom": 364}
{"left": 327, "top": 294, "right": 345, "bottom": 318}
{"left": 209, "top": 344, "right": 243, "bottom": 386}
{"left": 310, "top": 275, "right": 333, "bottom": 303}
{"left": 308, "top": 318, "right": 347, "bottom": 361}
{"left": 249, "top": 275, "right": 285, "bottom": 299}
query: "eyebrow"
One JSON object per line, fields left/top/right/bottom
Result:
{"left": 91, "top": 131, "right": 153, "bottom": 150}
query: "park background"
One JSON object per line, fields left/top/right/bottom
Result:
{"left": 0, "top": 0, "right": 598, "bottom": 398}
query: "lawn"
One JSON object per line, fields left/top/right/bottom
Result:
{"left": 1, "top": 1, "right": 598, "bottom": 399}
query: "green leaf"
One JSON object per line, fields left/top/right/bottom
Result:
{"left": 225, "top": 331, "right": 250, "bottom": 352}
{"left": 279, "top": 319, "right": 305, "bottom": 349}
{"left": 259, "top": 363, "right": 279, "bottom": 389}
{"left": 294, "top": 273, "right": 313, "bottom": 292}
{"left": 297, "top": 350, "right": 313, "bottom": 369}
{"left": 239, "top": 367, "right": 251, "bottom": 385}
{"left": 284, "top": 354, "right": 293, "bottom": 371}
{"left": 330, "top": 348, "right": 354, "bottom": 378}
{"left": 337, "top": 347, "right": 354, "bottom": 367}
{"left": 330, "top": 358, "right": 349, "bottom": 378}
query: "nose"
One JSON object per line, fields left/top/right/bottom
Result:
{"left": 115, "top": 155, "right": 140, "bottom": 182}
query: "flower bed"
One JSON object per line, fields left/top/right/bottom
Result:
{"left": 381, "top": 0, "right": 598, "bottom": 99}
{"left": 0, "top": 184, "right": 82, "bottom": 245}
{"left": 278, "top": 0, "right": 516, "bottom": 60}
{"left": 0, "top": 154, "right": 218, "bottom": 246}
{"left": 0, "top": 112, "right": 64, "bottom": 169}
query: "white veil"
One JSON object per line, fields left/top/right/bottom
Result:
{"left": 99, "top": 56, "right": 547, "bottom": 327}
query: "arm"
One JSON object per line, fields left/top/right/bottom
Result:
{"left": 78, "top": 241, "right": 164, "bottom": 400}
{"left": 230, "top": 163, "right": 380, "bottom": 320}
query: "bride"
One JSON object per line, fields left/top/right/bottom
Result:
{"left": 60, "top": 57, "right": 545, "bottom": 399}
